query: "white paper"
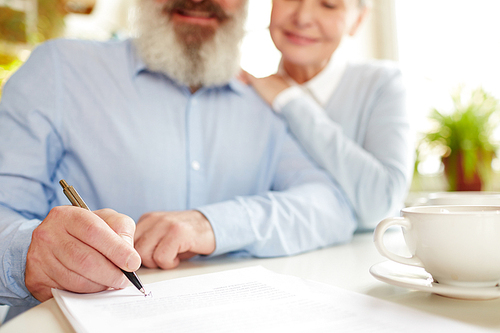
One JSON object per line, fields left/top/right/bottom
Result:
{"left": 52, "top": 266, "right": 487, "bottom": 333}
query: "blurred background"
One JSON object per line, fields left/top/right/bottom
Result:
{"left": 1, "top": 0, "right": 500, "bottom": 194}
{"left": 1, "top": 0, "right": 500, "bottom": 324}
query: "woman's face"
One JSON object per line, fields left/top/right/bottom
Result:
{"left": 270, "top": 0, "right": 364, "bottom": 68}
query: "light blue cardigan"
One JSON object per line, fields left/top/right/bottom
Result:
{"left": 278, "top": 60, "right": 414, "bottom": 230}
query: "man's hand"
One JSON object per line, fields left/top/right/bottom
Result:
{"left": 134, "top": 210, "right": 216, "bottom": 269}
{"left": 25, "top": 206, "right": 141, "bottom": 302}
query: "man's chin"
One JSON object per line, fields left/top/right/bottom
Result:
{"left": 133, "top": 0, "right": 247, "bottom": 87}
{"left": 174, "top": 22, "right": 217, "bottom": 46}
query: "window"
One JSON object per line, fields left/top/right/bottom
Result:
{"left": 395, "top": 0, "right": 500, "bottom": 178}
{"left": 395, "top": 0, "right": 500, "bottom": 135}
{"left": 240, "top": 0, "right": 280, "bottom": 77}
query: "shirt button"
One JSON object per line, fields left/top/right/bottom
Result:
{"left": 191, "top": 161, "right": 201, "bottom": 171}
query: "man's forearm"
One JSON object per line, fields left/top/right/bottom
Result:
{"left": 198, "top": 182, "right": 356, "bottom": 258}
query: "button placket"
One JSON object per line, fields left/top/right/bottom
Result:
{"left": 191, "top": 160, "right": 201, "bottom": 171}
{"left": 186, "top": 94, "right": 206, "bottom": 208}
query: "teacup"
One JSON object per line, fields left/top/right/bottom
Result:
{"left": 374, "top": 205, "right": 500, "bottom": 288}
{"left": 425, "top": 191, "right": 500, "bottom": 206}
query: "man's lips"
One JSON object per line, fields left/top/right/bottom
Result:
{"left": 171, "top": 9, "right": 218, "bottom": 25}
{"left": 284, "top": 31, "right": 318, "bottom": 46}
{"left": 176, "top": 9, "right": 215, "bottom": 19}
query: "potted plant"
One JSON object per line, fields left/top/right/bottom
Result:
{"left": 419, "top": 87, "right": 500, "bottom": 191}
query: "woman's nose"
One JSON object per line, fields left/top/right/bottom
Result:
{"left": 293, "top": 2, "right": 314, "bottom": 28}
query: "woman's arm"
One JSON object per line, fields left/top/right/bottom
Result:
{"left": 279, "top": 70, "right": 413, "bottom": 229}
{"left": 243, "top": 68, "right": 414, "bottom": 230}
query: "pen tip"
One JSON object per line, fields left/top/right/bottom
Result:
{"left": 140, "top": 288, "right": 146, "bottom": 295}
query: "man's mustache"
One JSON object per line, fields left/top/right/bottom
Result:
{"left": 162, "top": 0, "right": 230, "bottom": 22}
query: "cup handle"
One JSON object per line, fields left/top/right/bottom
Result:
{"left": 373, "top": 217, "right": 424, "bottom": 267}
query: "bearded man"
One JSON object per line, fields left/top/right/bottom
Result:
{"left": 0, "top": 0, "right": 356, "bottom": 321}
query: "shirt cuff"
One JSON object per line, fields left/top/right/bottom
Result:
{"left": 0, "top": 210, "right": 41, "bottom": 307}
{"left": 272, "top": 86, "right": 306, "bottom": 113}
{"left": 196, "top": 199, "right": 254, "bottom": 257}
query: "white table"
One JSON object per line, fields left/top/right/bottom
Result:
{"left": 1, "top": 230, "right": 500, "bottom": 332}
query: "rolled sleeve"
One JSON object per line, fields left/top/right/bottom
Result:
{"left": 197, "top": 199, "right": 253, "bottom": 257}
{"left": 0, "top": 206, "right": 40, "bottom": 307}
{"left": 272, "top": 86, "right": 305, "bottom": 113}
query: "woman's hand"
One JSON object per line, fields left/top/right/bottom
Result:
{"left": 238, "top": 70, "right": 291, "bottom": 106}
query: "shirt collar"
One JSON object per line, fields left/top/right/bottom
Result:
{"left": 227, "top": 78, "right": 247, "bottom": 95}
{"left": 278, "top": 47, "right": 347, "bottom": 107}
{"left": 129, "top": 39, "right": 148, "bottom": 76}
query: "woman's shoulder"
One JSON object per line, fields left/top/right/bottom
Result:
{"left": 343, "top": 59, "right": 403, "bottom": 88}
{"left": 346, "top": 59, "right": 401, "bottom": 79}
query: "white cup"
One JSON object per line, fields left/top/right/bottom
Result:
{"left": 374, "top": 205, "right": 500, "bottom": 288}
{"left": 425, "top": 191, "right": 500, "bottom": 206}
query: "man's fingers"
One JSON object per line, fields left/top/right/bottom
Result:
{"left": 134, "top": 222, "right": 163, "bottom": 268}
{"left": 135, "top": 214, "right": 187, "bottom": 269}
{"left": 152, "top": 229, "right": 186, "bottom": 269}
{"left": 51, "top": 233, "right": 129, "bottom": 289}
{"left": 154, "top": 233, "right": 197, "bottom": 269}
{"left": 60, "top": 207, "right": 141, "bottom": 272}
{"left": 135, "top": 210, "right": 216, "bottom": 269}
{"left": 26, "top": 206, "right": 139, "bottom": 301}
{"left": 26, "top": 231, "right": 122, "bottom": 302}
{"left": 95, "top": 209, "right": 142, "bottom": 272}
{"left": 94, "top": 209, "right": 136, "bottom": 246}
{"left": 34, "top": 252, "right": 113, "bottom": 297}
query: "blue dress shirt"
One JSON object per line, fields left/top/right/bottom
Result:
{"left": 0, "top": 39, "right": 356, "bottom": 311}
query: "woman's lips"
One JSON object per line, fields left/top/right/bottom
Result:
{"left": 284, "top": 31, "right": 318, "bottom": 46}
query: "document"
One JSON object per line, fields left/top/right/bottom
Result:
{"left": 52, "top": 266, "right": 486, "bottom": 333}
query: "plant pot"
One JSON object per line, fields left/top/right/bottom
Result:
{"left": 442, "top": 151, "right": 483, "bottom": 191}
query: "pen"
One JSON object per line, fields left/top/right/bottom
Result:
{"left": 59, "top": 179, "right": 146, "bottom": 296}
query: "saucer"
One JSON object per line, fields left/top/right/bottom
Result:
{"left": 370, "top": 261, "right": 500, "bottom": 300}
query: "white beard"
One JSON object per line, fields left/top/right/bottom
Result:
{"left": 133, "top": 0, "right": 247, "bottom": 87}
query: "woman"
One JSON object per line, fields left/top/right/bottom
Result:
{"left": 242, "top": 0, "right": 414, "bottom": 230}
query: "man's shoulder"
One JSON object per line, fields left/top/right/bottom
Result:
{"left": 37, "top": 38, "right": 129, "bottom": 53}
{"left": 223, "top": 79, "right": 287, "bottom": 127}
{"left": 32, "top": 38, "right": 133, "bottom": 69}
{"left": 228, "top": 79, "right": 275, "bottom": 109}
